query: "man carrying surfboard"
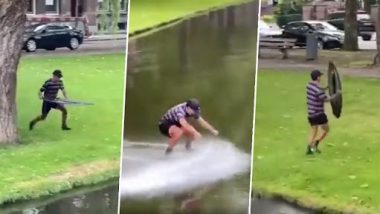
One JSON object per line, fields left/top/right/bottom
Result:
{"left": 158, "top": 99, "right": 219, "bottom": 155}
{"left": 306, "top": 70, "right": 341, "bottom": 155}
{"left": 29, "top": 70, "right": 71, "bottom": 131}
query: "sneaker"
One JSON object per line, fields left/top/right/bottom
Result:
{"left": 315, "top": 140, "right": 321, "bottom": 153}
{"left": 165, "top": 147, "right": 173, "bottom": 155}
{"left": 29, "top": 121, "right": 35, "bottom": 131}
{"left": 185, "top": 141, "right": 192, "bottom": 151}
{"left": 306, "top": 145, "right": 313, "bottom": 155}
{"left": 62, "top": 126, "right": 71, "bottom": 131}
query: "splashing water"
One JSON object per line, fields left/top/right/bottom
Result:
{"left": 120, "top": 138, "right": 250, "bottom": 199}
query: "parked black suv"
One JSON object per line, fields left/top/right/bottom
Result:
{"left": 282, "top": 21, "right": 344, "bottom": 49}
{"left": 327, "top": 10, "right": 375, "bottom": 41}
{"left": 23, "top": 24, "right": 84, "bottom": 52}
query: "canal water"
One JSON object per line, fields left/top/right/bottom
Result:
{"left": 0, "top": 182, "right": 118, "bottom": 214}
{"left": 121, "top": 1, "right": 258, "bottom": 214}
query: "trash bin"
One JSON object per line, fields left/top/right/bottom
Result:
{"left": 306, "top": 31, "right": 318, "bottom": 60}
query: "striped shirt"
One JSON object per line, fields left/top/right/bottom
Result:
{"left": 306, "top": 81, "right": 327, "bottom": 117}
{"left": 161, "top": 102, "right": 200, "bottom": 123}
{"left": 40, "top": 78, "right": 64, "bottom": 100}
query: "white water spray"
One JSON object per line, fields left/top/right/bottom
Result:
{"left": 120, "top": 138, "right": 250, "bottom": 199}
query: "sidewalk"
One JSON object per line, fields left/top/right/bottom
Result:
{"left": 85, "top": 33, "right": 127, "bottom": 42}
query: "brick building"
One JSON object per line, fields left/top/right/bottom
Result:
{"left": 26, "top": 0, "right": 128, "bottom": 33}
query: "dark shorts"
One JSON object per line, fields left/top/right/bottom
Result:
{"left": 42, "top": 101, "right": 63, "bottom": 116}
{"left": 158, "top": 120, "right": 181, "bottom": 137}
{"left": 308, "top": 113, "right": 328, "bottom": 126}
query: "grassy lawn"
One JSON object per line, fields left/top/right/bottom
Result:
{"left": 253, "top": 70, "right": 380, "bottom": 213}
{"left": 129, "top": 0, "right": 248, "bottom": 33}
{"left": 0, "top": 54, "right": 124, "bottom": 204}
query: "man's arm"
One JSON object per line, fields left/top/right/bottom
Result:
{"left": 323, "top": 90, "right": 341, "bottom": 102}
{"left": 197, "top": 117, "right": 219, "bottom": 136}
{"left": 39, "top": 83, "right": 46, "bottom": 99}
{"left": 179, "top": 118, "right": 201, "bottom": 139}
{"left": 62, "top": 89, "right": 68, "bottom": 99}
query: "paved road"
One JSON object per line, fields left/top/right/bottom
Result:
{"left": 22, "top": 39, "right": 127, "bottom": 58}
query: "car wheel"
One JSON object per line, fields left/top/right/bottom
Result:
{"left": 68, "top": 37, "right": 80, "bottom": 50}
{"left": 25, "top": 39, "right": 37, "bottom": 52}
{"left": 317, "top": 41, "right": 324, "bottom": 50}
{"left": 362, "top": 35, "right": 371, "bottom": 41}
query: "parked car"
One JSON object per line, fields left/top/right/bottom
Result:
{"left": 281, "top": 21, "right": 344, "bottom": 49}
{"left": 327, "top": 10, "right": 375, "bottom": 41}
{"left": 23, "top": 24, "right": 84, "bottom": 52}
{"left": 259, "top": 20, "right": 283, "bottom": 38}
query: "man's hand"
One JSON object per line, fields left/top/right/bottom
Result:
{"left": 210, "top": 129, "right": 219, "bottom": 136}
{"left": 39, "top": 94, "right": 44, "bottom": 100}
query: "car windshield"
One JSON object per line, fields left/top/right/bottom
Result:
{"left": 309, "top": 22, "right": 338, "bottom": 31}
{"left": 25, "top": 24, "right": 45, "bottom": 33}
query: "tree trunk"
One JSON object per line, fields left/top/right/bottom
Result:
{"left": 363, "top": 0, "right": 371, "bottom": 13}
{"left": 344, "top": 0, "right": 359, "bottom": 51}
{"left": 110, "top": 0, "right": 121, "bottom": 32}
{"left": 375, "top": 2, "right": 380, "bottom": 65}
{"left": 0, "top": 1, "right": 27, "bottom": 144}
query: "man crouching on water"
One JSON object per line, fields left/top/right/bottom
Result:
{"left": 29, "top": 70, "right": 71, "bottom": 131}
{"left": 159, "top": 99, "right": 219, "bottom": 155}
{"left": 306, "top": 70, "right": 341, "bottom": 155}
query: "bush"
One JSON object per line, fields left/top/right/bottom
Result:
{"left": 276, "top": 14, "right": 303, "bottom": 27}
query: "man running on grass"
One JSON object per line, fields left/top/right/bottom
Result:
{"left": 29, "top": 70, "right": 71, "bottom": 131}
{"left": 159, "top": 99, "right": 219, "bottom": 155}
{"left": 306, "top": 70, "right": 340, "bottom": 155}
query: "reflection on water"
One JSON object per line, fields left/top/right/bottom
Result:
{"left": 122, "top": 1, "right": 258, "bottom": 214}
{"left": 0, "top": 183, "right": 118, "bottom": 214}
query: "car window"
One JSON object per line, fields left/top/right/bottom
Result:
{"left": 299, "top": 23, "right": 311, "bottom": 32}
{"left": 286, "top": 23, "right": 300, "bottom": 30}
{"left": 309, "top": 22, "right": 338, "bottom": 31}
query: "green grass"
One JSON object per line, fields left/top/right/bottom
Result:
{"left": 0, "top": 54, "right": 124, "bottom": 204}
{"left": 253, "top": 70, "right": 380, "bottom": 213}
{"left": 129, "top": 0, "right": 248, "bottom": 33}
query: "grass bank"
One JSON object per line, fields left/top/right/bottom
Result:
{"left": 253, "top": 70, "right": 380, "bottom": 213}
{"left": 129, "top": 0, "right": 248, "bottom": 34}
{"left": 0, "top": 54, "right": 124, "bottom": 205}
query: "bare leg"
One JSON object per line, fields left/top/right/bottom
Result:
{"left": 166, "top": 126, "right": 183, "bottom": 155}
{"left": 182, "top": 127, "right": 197, "bottom": 151}
{"left": 29, "top": 114, "right": 47, "bottom": 130}
{"left": 317, "top": 124, "right": 330, "bottom": 143}
{"left": 56, "top": 105, "right": 70, "bottom": 130}
{"left": 307, "top": 126, "right": 318, "bottom": 154}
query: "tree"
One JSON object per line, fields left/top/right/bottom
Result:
{"left": 0, "top": 1, "right": 27, "bottom": 144}
{"left": 110, "top": 0, "right": 121, "bottom": 32}
{"left": 375, "top": 0, "right": 380, "bottom": 65}
{"left": 344, "top": 0, "right": 359, "bottom": 51}
{"left": 363, "top": 0, "right": 371, "bottom": 13}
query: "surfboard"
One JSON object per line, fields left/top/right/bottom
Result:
{"left": 328, "top": 61, "right": 342, "bottom": 118}
{"left": 44, "top": 99, "right": 94, "bottom": 106}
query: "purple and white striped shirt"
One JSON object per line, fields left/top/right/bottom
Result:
{"left": 306, "top": 81, "right": 327, "bottom": 117}
{"left": 161, "top": 102, "right": 200, "bottom": 123}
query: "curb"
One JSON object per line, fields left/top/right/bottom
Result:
{"left": 84, "top": 37, "right": 127, "bottom": 42}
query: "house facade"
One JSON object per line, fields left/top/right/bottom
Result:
{"left": 26, "top": 0, "right": 128, "bottom": 33}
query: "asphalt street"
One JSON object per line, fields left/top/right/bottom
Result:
{"left": 22, "top": 38, "right": 127, "bottom": 58}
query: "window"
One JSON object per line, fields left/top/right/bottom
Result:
{"left": 120, "top": 0, "right": 127, "bottom": 11}
{"left": 27, "top": 0, "right": 35, "bottom": 14}
{"left": 45, "top": 0, "right": 59, "bottom": 14}
{"left": 98, "top": 0, "right": 110, "bottom": 11}
{"left": 98, "top": 0, "right": 127, "bottom": 11}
